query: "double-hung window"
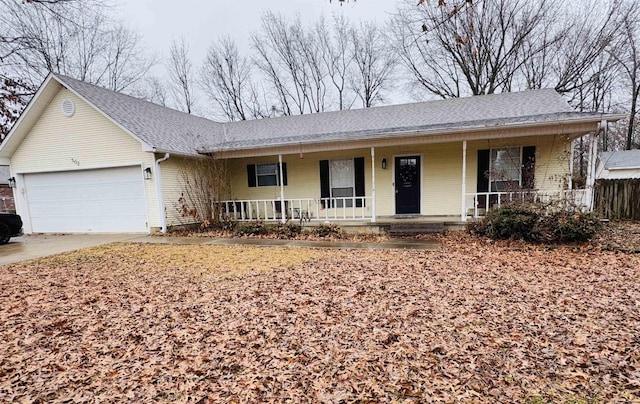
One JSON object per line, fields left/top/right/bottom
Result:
{"left": 319, "top": 157, "right": 365, "bottom": 208}
{"left": 256, "top": 163, "right": 278, "bottom": 187}
{"left": 476, "top": 146, "right": 536, "bottom": 208}
{"left": 489, "top": 147, "right": 522, "bottom": 192}
{"left": 247, "top": 163, "right": 287, "bottom": 187}
{"left": 330, "top": 159, "right": 355, "bottom": 207}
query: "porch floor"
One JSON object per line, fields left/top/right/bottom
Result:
{"left": 298, "top": 215, "right": 467, "bottom": 234}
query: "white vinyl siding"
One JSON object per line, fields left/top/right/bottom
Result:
{"left": 9, "top": 88, "right": 161, "bottom": 231}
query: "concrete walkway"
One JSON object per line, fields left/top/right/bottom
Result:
{"left": 1, "top": 234, "right": 440, "bottom": 266}
{"left": 0, "top": 234, "right": 143, "bottom": 265}
{"left": 132, "top": 236, "right": 441, "bottom": 251}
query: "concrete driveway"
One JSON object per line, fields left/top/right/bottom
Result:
{"left": 0, "top": 234, "right": 143, "bottom": 265}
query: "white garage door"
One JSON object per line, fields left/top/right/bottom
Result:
{"left": 24, "top": 166, "right": 148, "bottom": 233}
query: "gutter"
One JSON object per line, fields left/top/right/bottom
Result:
{"left": 202, "top": 113, "right": 629, "bottom": 156}
{"left": 154, "top": 153, "right": 170, "bottom": 233}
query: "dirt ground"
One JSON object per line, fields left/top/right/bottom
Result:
{"left": 1, "top": 231, "right": 639, "bottom": 402}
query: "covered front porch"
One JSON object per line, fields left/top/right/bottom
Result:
{"left": 218, "top": 188, "right": 591, "bottom": 225}
{"left": 217, "top": 136, "right": 598, "bottom": 225}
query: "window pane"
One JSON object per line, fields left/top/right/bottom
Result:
{"left": 490, "top": 147, "right": 521, "bottom": 191}
{"left": 258, "top": 175, "right": 277, "bottom": 186}
{"left": 332, "top": 187, "right": 354, "bottom": 207}
{"left": 330, "top": 159, "right": 354, "bottom": 189}
{"left": 256, "top": 163, "right": 278, "bottom": 187}
{"left": 257, "top": 163, "right": 277, "bottom": 175}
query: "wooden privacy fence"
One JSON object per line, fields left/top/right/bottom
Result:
{"left": 595, "top": 179, "right": 640, "bottom": 220}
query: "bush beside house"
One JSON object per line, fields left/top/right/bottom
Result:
{"left": 468, "top": 204, "right": 602, "bottom": 243}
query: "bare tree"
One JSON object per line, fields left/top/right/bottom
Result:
{"left": 130, "top": 76, "right": 169, "bottom": 107}
{"left": 394, "top": 0, "right": 561, "bottom": 98}
{"left": 100, "top": 25, "right": 156, "bottom": 92}
{"left": 609, "top": 2, "right": 640, "bottom": 150}
{"left": 252, "top": 12, "right": 328, "bottom": 115}
{"left": 0, "top": 0, "right": 156, "bottom": 136}
{"left": 316, "top": 15, "right": 355, "bottom": 110}
{"left": 167, "top": 38, "right": 197, "bottom": 114}
{"left": 350, "top": 22, "right": 396, "bottom": 107}
{"left": 201, "top": 37, "right": 266, "bottom": 121}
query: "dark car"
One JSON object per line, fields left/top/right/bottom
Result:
{"left": 0, "top": 213, "right": 22, "bottom": 245}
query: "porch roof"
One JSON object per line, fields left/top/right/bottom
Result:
{"left": 203, "top": 90, "right": 624, "bottom": 153}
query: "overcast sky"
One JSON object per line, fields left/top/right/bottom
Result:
{"left": 116, "top": 0, "right": 398, "bottom": 65}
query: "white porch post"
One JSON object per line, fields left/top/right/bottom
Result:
{"left": 371, "top": 147, "right": 376, "bottom": 223}
{"left": 461, "top": 140, "right": 467, "bottom": 222}
{"left": 568, "top": 138, "right": 574, "bottom": 191}
{"left": 278, "top": 154, "right": 286, "bottom": 223}
{"left": 585, "top": 129, "right": 599, "bottom": 211}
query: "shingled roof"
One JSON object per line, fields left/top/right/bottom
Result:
{"left": 600, "top": 150, "right": 640, "bottom": 169}
{"left": 19, "top": 74, "right": 618, "bottom": 155}
{"left": 214, "top": 89, "right": 594, "bottom": 151}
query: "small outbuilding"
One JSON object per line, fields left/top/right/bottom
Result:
{"left": 596, "top": 150, "right": 640, "bottom": 180}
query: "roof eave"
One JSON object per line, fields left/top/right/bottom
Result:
{"left": 607, "top": 166, "right": 640, "bottom": 171}
{"left": 0, "top": 74, "right": 58, "bottom": 158}
{"left": 203, "top": 113, "right": 611, "bottom": 155}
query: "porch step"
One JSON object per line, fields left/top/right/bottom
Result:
{"left": 385, "top": 222, "right": 445, "bottom": 237}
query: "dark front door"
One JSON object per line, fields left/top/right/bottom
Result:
{"left": 395, "top": 156, "right": 421, "bottom": 214}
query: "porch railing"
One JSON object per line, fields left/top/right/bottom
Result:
{"left": 466, "top": 190, "right": 589, "bottom": 218}
{"left": 217, "top": 197, "right": 373, "bottom": 222}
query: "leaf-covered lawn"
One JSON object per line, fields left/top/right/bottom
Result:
{"left": 1, "top": 237, "right": 639, "bottom": 402}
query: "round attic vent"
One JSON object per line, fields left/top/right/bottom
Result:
{"left": 61, "top": 99, "right": 75, "bottom": 117}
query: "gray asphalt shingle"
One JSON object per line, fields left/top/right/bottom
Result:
{"left": 600, "top": 150, "right": 640, "bottom": 169}
{"left": 54, "top": 74, "right": 598, "bottom": 155}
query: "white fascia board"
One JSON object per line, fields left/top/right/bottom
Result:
{"left": 0, "top": 74, "right": 57, "bottom": 158}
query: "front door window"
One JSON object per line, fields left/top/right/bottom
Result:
{"left": 395, "top": 156, "right": 421, "bottom": 214}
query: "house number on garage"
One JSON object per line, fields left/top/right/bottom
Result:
{"left": 71, "top": 158, "right": 80, "bottom": 166}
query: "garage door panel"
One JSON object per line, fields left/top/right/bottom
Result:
{"left": 24, "top": 166, "right": 148, "bottom": 233}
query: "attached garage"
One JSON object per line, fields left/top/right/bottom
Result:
{"left": 0, "top": 74, "right": 220, "bottom": 234}
{"left": 23, "top": 166, "right": 148, "bottom": 233}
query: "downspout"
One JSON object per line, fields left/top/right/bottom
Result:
{"left": 154, "top": 153, "right": 170, "bottom": 233}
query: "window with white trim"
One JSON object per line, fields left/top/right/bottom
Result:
{"left": 489, "top": 147, "right": 522, "bottom": 191}
{"left": 330, "top": 159, "right": 355, "bottom": 207}
{"left": 257, "top": 163, "right": 278, "bottom": 186}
